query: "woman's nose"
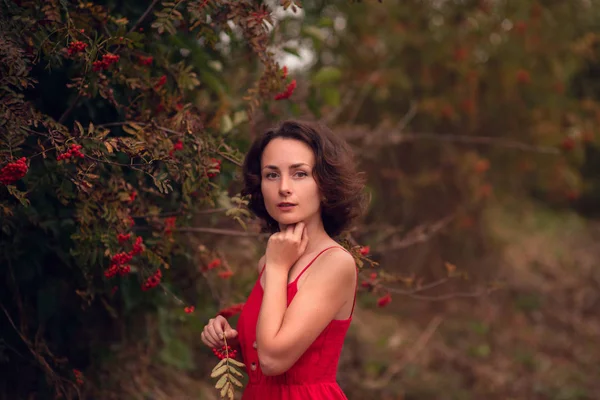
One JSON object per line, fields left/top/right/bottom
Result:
{"left": 278, "top": 176, "right": 292, "bottom": 196}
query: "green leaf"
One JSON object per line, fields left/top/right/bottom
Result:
{"left": 312, "top": 66, "right": 342, "bottom": 85}
{"left": 6, "top": 186, "right": 30, "bottom": 207}
{"left": 158, "top": 338, "right": 194, "bottom": 370}
{"left": 317, "top": 17, "right": 334, "bottom": 28}
{"left": 321, "top": 86, "right": 340, "bottom": 107}
{"left": 302, "top": 26, "right": 326, "bottom": 43}
{"left": 282, "top": 46, "right": 301, "bottom": 58}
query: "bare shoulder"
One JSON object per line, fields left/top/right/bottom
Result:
{"left": 257, "top": 254, "right": 266, "bottom": 274}
{"left": 309, "top": 247, "right": 356, "bottom": 285}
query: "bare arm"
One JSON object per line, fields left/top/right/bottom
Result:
{"left": 256, "top": 249, "right": 356, "bottom": 376}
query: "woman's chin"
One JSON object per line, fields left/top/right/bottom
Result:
{"left": 275, "top": 214, "right": 303, "bottom": 226}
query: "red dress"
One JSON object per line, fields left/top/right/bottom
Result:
{"left": 236, "top": 246, "right": 357, "bottom": 400}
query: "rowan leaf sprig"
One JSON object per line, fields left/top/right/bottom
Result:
{"left": 211, "top": 333, "right": 245, "bottom": 399}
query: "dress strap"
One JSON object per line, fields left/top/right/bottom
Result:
{"left": 349, "top": 267, "right": 359, "bottom": 316}
{"left": 290, "top": 246, "right": 346, "bottom": 286}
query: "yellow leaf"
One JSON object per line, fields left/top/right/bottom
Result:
{"left": 220, "top": 381, "right": 231, "bottom": 398}
{"left": 104, "top": 141, "right": 113, "bottom": 153}
{"left": 214, "top": 374, "right": 227, "bottom": 389}
{"left": 227, "top": 358, "right": 245, "bottom": 368}
{"left": 122, "top": 125, "right": 138, "bottom": 136}
{"left": 128, "top": 122, "right": 144, "bottom": 132}
{"left": 114, "top": 17, "right": 129, "bottom": 25}
{"left": 229, "top": 374, "right": 243, "bottom": 388}
{"left": 211, "top": 364, "right": 227, "bottom": 378}
{"left": 88, "top": 121, "right": 95, "bottom": 135}
{"left": 445, "top": 262, "right": 457, "bottom": 274}
{"left": 212, "top": 358, "right": 227, "bottom": 372}
{"left": 229, "top": 366, "right": 243, "bottom": 377}
{"left": 227, "top": 386, "right": 234, "bottom": 400}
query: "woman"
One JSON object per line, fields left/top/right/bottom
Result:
{"left": 201, "top": 120, "right": 368, "bottom": 399}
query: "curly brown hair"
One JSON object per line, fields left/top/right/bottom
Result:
{"left": 241, "top": 120, "right": 368, "bottom": 237}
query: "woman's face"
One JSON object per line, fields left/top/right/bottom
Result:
{"left": 260, "top": 138, "right": 322, "bottom": 229}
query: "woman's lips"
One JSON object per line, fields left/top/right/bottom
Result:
{"left": 277, "top": 203, "right": 296, "bottom": 211}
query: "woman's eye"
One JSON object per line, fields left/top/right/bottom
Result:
{"left": 294, "top": 171, "right": 308, "bottom": 178}
{"left": 265, "top": 172, "right": 278, "bottom": 179}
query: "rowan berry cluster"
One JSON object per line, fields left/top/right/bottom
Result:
{"left": 104, "top": 252, "right": 132, "bottom": 278}
{"left": 274, "top": 79, "right": 297, "bottom": 100}
{"left": 0, "top": 157, "right": 28, "bottom": 185}
{"left": 67, "top": 41, "right": 88, "bottom": 55}
{"left": 212, "top": 345, "right": 238, "bottom": 360}
{"left": 164, "top": 216, "right": 176, "bottom": 234}
{"left": 104, "top": 236, "right": 144, "bottom": 278}
{"left": 131, "top": 236, "right": 143, "bottom": 255}
{"left": 169, "top": 140, "right": 183, "bottom": 157}
{"left": 138, "top": 56, "right": 153, "bottom": 66}
{"left": 218, "top": 270, "right": 233, "bottom": 279}
{"left": 207, "top": 258, "right": 222, "bottom": 270}
{"left": 155, "top": 75, "right": 167, "bottom": 89}
{"left": 93, "top": 53, "right": 120, "bottom": 71}
{"left": 57, "top": 144, "right": 84, "bottom": 161}
{"left": 73, "top": 369, "right": 84, "bottom": 386}
{"left": 184, "top": 306, "right": 195, "bottom": 314}
{"left": 207, "top": 158, "right": 221, "bottom": 178}
{"left": 218, "top": 303, "right": 244, "bottom": 319}
{"left": 141, "top": 268, "right": 162, "bottom": 291}
{"left": 377, "top": 293, "right": 392, "bottom": 308}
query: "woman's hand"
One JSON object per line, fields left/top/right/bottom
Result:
{"left": 265, "top": 222, "right": 309, "bottom": 272}
{"left": 201, "top": 315, "right": 238, "bottom": 348}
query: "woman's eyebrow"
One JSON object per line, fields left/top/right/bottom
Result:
{"left": 261, "top": 163, "right": 310, "bottom": 171}
{"left": 290, "top": 163, "right": 310, "bottom": 169}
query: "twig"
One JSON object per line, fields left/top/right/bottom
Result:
{"left": 175, "top": 227, "right": 265, "bottom": 237}
{"left": 396, "top": 101, "right": 418, "bottom": 133}
{"left": 98, "top": 122, "right": 243, "bottom": 166}
{"left": 384, "top": 285, "right": 497, "bottom": 301}
{"left": 129, "top": 0, "right": 161, "bottom": 34}
{"left": 132, "top": 207, "right": 228, "bottom": 219}
{"left": 393, "top": 132, "right": 560, "bottom": 154}
{"left": 84, "top": 154, "right": 155, "bottom": 167}
{"left": 360, "top": 315, "right": 444, "bottom": 389}
{"left": 216, "top": 150, "right": 243, "bottom": 167}
{"left": 58, "top": 92, "right": 82, "bottom": 124}
{"left": 382, "top": 214, "right": 456, "bottom": 251}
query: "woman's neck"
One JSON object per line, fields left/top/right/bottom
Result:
{"left": 279, "top": 215, "right": 335, "bottom": 254}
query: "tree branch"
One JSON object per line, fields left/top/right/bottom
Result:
{"left": 384, "top": 285, "right": 497, "bottom": 301}
{"left": 359, "top": 315, "right": 444, "bottom": 390}
{"left": 174, "top": 227, "right": 265, "bottom": 237}
{"left": 393, "top": 132, "right": 560, "bottom": 154}
{"left": 129, "top": 0, "right": 161, "bottom": 34}
{"left": 57, "top": 92, "right": 82, "bottom": 124}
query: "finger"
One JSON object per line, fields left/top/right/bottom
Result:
{"left": 216, "top": 317, "right": 231, "bottom": 338}
{"left": 207, "top": 323, "right": 223, "bottom": 344}
{"left": 284, "top": 224, "right": 295, "bottom": 238}
{"left": 292, "top": 222, "right": 304, "bottom": 238}
{"left": 201, "top": 331, "right": 209, "bottom": 347}
{"left": 202, "top": 329, "right": 217, "bottom": 348}
{"left": 224, "top": 328, "right": 238, "bottom": 339}
{"left": 300, "top": 225, "right": 309, "bottom": 253}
